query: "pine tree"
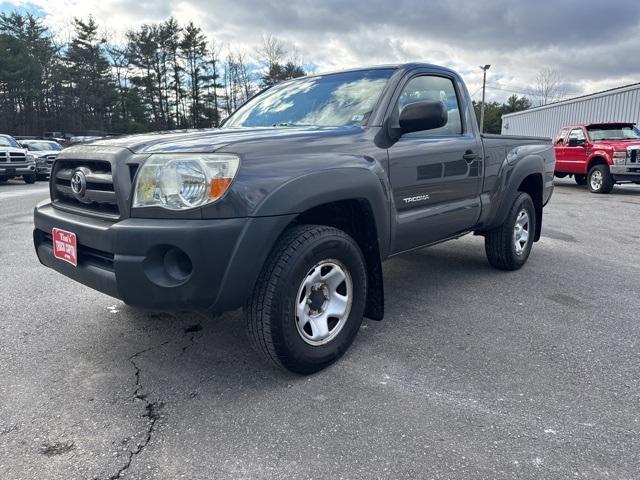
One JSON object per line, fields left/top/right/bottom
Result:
{"left": 180, "top": 22, "right": 208, "bottom": 128}
{"left": 64, "top": 16, "right": 116, "bottom": 132}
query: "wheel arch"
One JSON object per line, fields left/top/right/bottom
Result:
{"left": 587, "top": 154, "right": 609, "bottom": 173}
{"left": 481, "top": 153, "right": 545, "bottom": 240}
{"left": 517, "top": 173, "right": 543, "bottom": 242}
{"left": 291, "top": 198, "right": 385, "bottom": 320}
{"left": 221, "top": 168, "right": 390, "bottom": 319}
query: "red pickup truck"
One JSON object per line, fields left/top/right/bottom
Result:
{"left": 553, "top": 123, "right": 640, "bottom": 193}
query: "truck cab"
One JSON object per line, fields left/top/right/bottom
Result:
{"left": 554, "top": 123, "right": 640, "bottom": 193}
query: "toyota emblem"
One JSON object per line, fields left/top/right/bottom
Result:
{"left": 70, "top": 168, "right": 88, "bottom": 199}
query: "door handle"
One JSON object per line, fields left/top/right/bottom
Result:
{"left": 463, "top": 152, "right": 480, "bottom": 163}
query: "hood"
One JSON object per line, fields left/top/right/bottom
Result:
{"left": 0, "top": 146, "right": 27, "bottom": 154}
{"left": 592, "top": 139, "right": 640, "bottom": 150}
{"left": 31, "top": 150, "right": 60, "bottom": 157}
{"left": 84, "top": 126, "right": 362, "bottom": 154}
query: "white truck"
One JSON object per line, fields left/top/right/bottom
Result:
{"left": 0, "top": 134, "right": 37, "bottom": 184}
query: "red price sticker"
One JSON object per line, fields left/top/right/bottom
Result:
{"left": 52, "top": 228, "right": 77, "bottom": 267}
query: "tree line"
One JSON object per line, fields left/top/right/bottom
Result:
{"left": 472, "top": 94, "right": 532, "bottom": 134}
{"left": 0, "top": 13, "right": 306, "bottom": 136}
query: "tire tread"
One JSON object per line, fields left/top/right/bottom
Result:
{"left": 485, "top": 192, "right": 535, "bottom": 271}
{"left": 245, "top": 224, "right": 350, "bottom": 370}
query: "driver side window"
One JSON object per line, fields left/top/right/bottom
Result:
{"left": 398, "top": 75, "right": 462, "bottom": 136}
{"left": 568, "top": 128, "right": 585, "bottom": 145}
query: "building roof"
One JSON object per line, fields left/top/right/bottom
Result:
{"left": 502, "top": 82, "right": 640, "bottom": 119}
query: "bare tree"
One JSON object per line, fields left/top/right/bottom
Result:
{"left": 209, "top": 40, "right": 222, "bottom": 125}
{"left": 254, "top": 34, "right": 306, "bottom": 87}
{"left": 256, "top": 34, "right": 285, "bottom": 71}
{"left": 235, "top": 50, "right": 252, "bottom": 100}
{"left": 534, "top": 68, "right": 564, "bottom": 106}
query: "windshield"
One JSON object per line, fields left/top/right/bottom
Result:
{"left": 25, "top": 141, "right": 62, "bottom": 151}
{"left": 223, "top": 69, "right": 395, "bottom": 128}
{"left": 587, "top": 125, "right": 640, "bottom": 141}
{"left": 0, "top": 135, "right": 20, "bottom": 148}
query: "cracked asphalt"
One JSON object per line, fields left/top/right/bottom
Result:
{"left": 1, "top": 178, "right": 639, "bottom": 479}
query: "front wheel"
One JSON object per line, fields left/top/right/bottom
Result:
{"left": 588, "top": 165, "right": 614, "bottom": 194}
{"left": 23, "top": 174, "right": 37, "bottom": 184}
{"left": 245, "top": 225, "right": 367, "bottom": 374}
{"left": 574, "top": 174, "right": 587, "bottom": 186}
{"left": 484, "top": 192, "right": 536, "bottom": 271}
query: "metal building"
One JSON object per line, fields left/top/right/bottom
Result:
{"left": 501, "top": 83, "right": 640, "bottom": 138}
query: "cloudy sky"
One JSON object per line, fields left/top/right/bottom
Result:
{"left": 2, "top": 0, "right": 640, "bottom": 104}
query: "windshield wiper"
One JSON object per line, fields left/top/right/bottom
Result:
{"left": 273, "top": 122, "right": 313, "bottom": 127}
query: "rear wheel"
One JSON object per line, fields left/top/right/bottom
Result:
{"left": 588, "top": 165, "right": 614, "bottom": 194}
{"left": 245, "top": 225, "right": 367, "bottom": 374}
{"left": 574, "top": 174, "right": 587, "bottom": 186}
{"left": 485, "top": 192, "right": 536, "bottom": 271}
{"left": 23, "top": 174, "right": 36, "bottom": 184}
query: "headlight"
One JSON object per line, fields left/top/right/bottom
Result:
{"left": 612, "top": 151, "right": 627, "bottom": 165}
{"left": 132, "top": 154, "right": 240, "bottom": 210}
{"left": 26, "top": 154, "right": 35, "bottom": 162}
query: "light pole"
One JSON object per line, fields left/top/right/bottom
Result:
{"left": 479, "top": 64, "right": 491, "bottom": 133}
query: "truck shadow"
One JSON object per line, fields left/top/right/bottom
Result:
{"left": 109, "top": 236, "right": 495, "bottom": 393}
{"left": 553, "top": 180, "right": 640, "bottom": 196}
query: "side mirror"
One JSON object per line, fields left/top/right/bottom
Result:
{"left": 399, "top": 101, "right": 448, "bottom": 135}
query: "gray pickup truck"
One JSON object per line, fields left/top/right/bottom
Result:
{"left": 34, "top": 63, "right": 555, "bottom": 373}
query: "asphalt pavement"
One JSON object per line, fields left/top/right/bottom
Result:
{"left": 1, "top": 178, "right": 639, "bottom": 479}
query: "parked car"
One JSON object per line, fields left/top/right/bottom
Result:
{"left": 553, "top": 123, "right": 640, "bottom": 193}
{"left": 19, "top": 139, "right": 63, "bottom": 180}
{"left": 0, "top": 134, "right": 37, "bottom": 184}
{"left": 33, "top": 63, "right": 555, "bottom": 373}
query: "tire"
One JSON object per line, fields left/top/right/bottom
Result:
{"left": 574, "top": 174, "right": 587, "bottom": 186}
{"left": 245, "top": 224, "right": 367, "bottom": 374}
{"left": 587, "top": 165, "right": 614, "bottom": 194}
{"left": 485, "top": 192, "right": 536, "bottom": 271}
{"left": 36, "top": 174, "right": 48, "bottom": 181}
{"left": 23, "top": 174, "right": 37, "bottom": 184}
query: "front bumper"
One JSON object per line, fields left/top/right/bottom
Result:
{"left": 0, "top": 163, "right": 36, "bottom": 176}
{"left": 36, "top": 163, "right": 51, "bottom": 175}
{"left": 34, "top": 202, "right": 295, "bottom": 311}
{"left": 611, "top": 165, "right": 640, "bottom": 182}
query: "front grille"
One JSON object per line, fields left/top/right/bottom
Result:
{"left": 629, "top": 148, "right": 638, "bottom": 163}
{"left": 1, "top": 152, "right": 27, "bottom": 162}
{"left": 51, "top": 159, "right": 119, "bottom": 218}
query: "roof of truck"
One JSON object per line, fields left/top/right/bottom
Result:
{"left": 302, "top": 62, "right": 457, "bottom": 79}
{"left": 560, "top": 122, "right": 637, "bottom": 130}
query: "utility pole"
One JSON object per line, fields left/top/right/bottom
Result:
{"left": 479, "top": 64, "right": 491, "bottom": 133}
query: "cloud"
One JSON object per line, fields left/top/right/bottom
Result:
{"left": 3, "top": 0, "right": 640, "bottom": 102}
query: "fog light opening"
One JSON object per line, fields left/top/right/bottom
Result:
{"left": 163, "top": 248, "right": 192, "bottom": 282}
{"left": 143, "top": 245, "right": 193, "bottom": 287}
